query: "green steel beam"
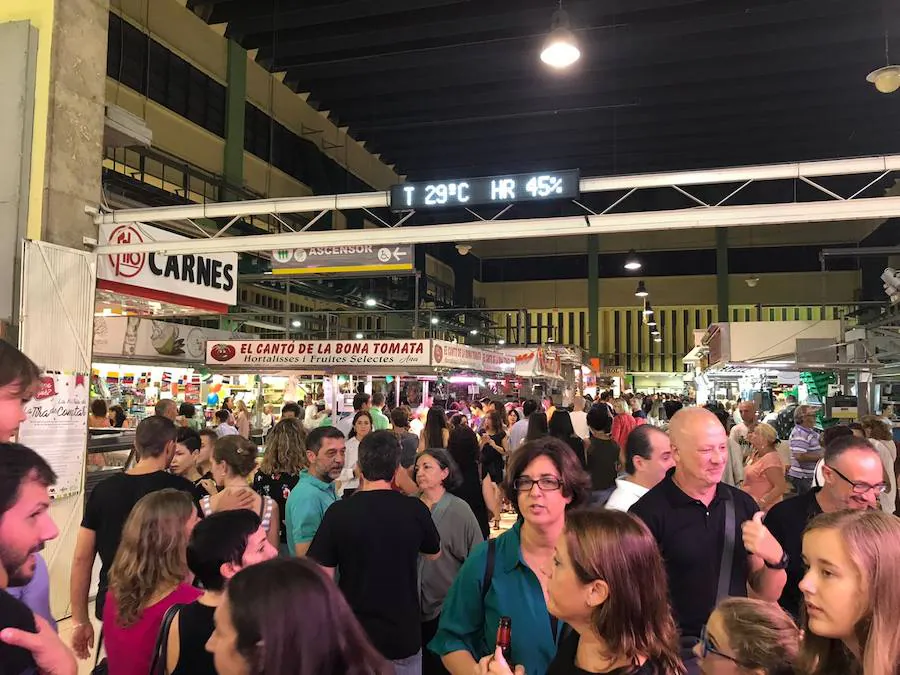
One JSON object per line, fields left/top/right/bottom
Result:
{"left": 588, "top": 234, "right": 599, "bottom": 358}
{"left": 716, "top": 227, "right": 730, "bottom": 322}
{"left": 224, "top": 40, "right": 247, "bottom": 200}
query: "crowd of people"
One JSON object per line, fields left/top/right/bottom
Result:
{"left": 1, "top": 338, "right": 899, "bottom": 675}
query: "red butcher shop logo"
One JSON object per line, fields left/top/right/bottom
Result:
{"left": 210, "top": 343, "right": 236, "bottom": 362}
{"left": 107, "top": 225, "right": 146, "bottom": 279}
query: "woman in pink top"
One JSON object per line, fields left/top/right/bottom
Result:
{"left": 610, "top": 398, "right": 645, "bottom": 453}
{"left": 741, "top": 422, "right": 787, "bottom": 511}
{"left": 103, "top": 489, "right": 201, "bottom": 675}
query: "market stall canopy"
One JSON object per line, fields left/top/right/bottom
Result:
{"left": 702, "top": 321, "right": 842, "bottom": 369}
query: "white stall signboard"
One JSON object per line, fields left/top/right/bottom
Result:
{"left": 94, "top": 316, "right": 243, "bottom": 362}
{"left": 17, "top": 373, "right": 89, "bottom": 498}
{"left": 97, "top": 222, "right": 238, "bottom": 312}
{"left": 207, "top": 340, "right": 431, "bottom": 368}
{"left": 431, "top": 340, "right": 515, "bottom": 374}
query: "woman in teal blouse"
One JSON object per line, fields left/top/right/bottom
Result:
{"left": 429, "top": 437, "right": 591, "bottom": 675}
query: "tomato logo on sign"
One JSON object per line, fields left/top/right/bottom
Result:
{"left": 210, "top": 343, "right": 236, "bottom": 362}
{"left": 107, "top": 225, "right": 146, "bottom": 279}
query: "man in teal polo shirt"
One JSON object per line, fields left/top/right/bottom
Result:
{"left": 286, "top": 426, "right": 345, "bottom": 557}
{"left": 369, "top": 392, "right": 391, "bottom": 431}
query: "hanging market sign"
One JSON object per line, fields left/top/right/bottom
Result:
{"left": 94, "top": 317, "right": 244, "bottom": 363}
{"left": 270, "top": 245, "right": 414, "bottom": 275}
{"left": 98, "top": 222, "right": 238, "bottom": 312}
{"left": 431, "top": 340, "right": 514, "bottom": 374}
{"left": 207, "top": 339, "right": 431, "bottom": 368}
{"left": 515, "top": 348, "right": 563, "bottom": 379}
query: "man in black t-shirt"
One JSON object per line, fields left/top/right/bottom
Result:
{"left": 308, "top": 430, "right": 440, "bottom": 675}
{"left": 70, "top": 415, "right": 255, "bottom": 662}
{"left": 0, "top": 444, "right": 75, "bottom": 675}
{"left": 629, "top": 408, "right": 784, "bottom": 675}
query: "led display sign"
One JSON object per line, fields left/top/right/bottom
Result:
{"left": 389, "top": 169, "right": 580, "bottom": 211}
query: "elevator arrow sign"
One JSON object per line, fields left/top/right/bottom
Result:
{"left": 270, "top": 244, "right": 415, "bottom": 276}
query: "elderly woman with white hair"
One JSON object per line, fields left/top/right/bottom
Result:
{"left": 786, "top": 404, "right": 822, "bottom": 495}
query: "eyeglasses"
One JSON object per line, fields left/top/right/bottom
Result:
{"left": 826, "top": 465, "right": 887, "bottom": 496}
{"left": 513, "top": 476, "right": 563, "bottom": 492}
{"left": 698, "top": 625, "right": 743, "bottom": 666}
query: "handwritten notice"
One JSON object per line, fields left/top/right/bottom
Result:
{"left": 17, "top": 373, "right": 89, "bottom": 498}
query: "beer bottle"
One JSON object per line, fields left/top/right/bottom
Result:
{"left": 496, "top": 616, "right": 512, "bottom": 662}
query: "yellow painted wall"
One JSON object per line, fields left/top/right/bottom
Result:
{"left": 477, "top": 271, "right": 860, "bottom": 309}
{"left": 114, "top": 0, "right": 400, "bottom": 194}
{"left": 112, "top": 0, "right": 227, "bottom": 83}
{"left": 1, "top": 1, "right": 54, "bottom": 239}
{"left": 490, "top": 304, "right": 849, "bottom": 373}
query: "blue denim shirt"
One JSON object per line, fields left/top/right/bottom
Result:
{"left": 429, "top": 521, "right": 561, "bottom": 675}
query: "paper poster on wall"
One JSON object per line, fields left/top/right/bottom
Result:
{"left": 17, "top": 373, "right": 89, "bottom": 498}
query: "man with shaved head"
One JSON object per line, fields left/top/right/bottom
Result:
{"left": 629, "top": 407, "right": 784, "bottom": 675}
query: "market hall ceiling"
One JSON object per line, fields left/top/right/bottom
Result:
{"left": 192, "top": 0, "right": 900, "bottom": 182}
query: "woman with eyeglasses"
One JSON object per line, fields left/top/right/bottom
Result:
{"left": 694, "top": 598, "right": 799, "bottom": 675}
{"left": 797, "top": 510, "right": 900, "bottom": 675}
{"left": 481, "top": 509, "right": 684, "bottom": 675}
{"left": 429, "top": 437, "right": 592, "bottom": 675}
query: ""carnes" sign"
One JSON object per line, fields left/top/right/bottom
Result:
{"left": 98, "top": 223, "right": 238, "bottom": 312}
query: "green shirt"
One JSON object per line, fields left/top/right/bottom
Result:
{"left": 370, "top": 407, "right": 390, "bottom": 431}
{"left": 429, "top": 521, "right": 561, "bottom": 675}
{"left": 285, "top": 469, "right": 337, "bottom": 552}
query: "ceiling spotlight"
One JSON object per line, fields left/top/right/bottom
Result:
{"left": 291, "top": 320, "right": 302, "bottom": 328}
{"left": 624, "top": 250, "right": 642, "bottom": 271}
{"left": 364, "top": 298, "right": 377, "bottom": 308}
{"left": 634, "top": 281, "right": 649, "bottom": 298}
{"left": 456, "top": 244, "right": 472, "bottom": 256}
{"left": 867, "top": 65, "right": 900, "bottom": 94}
{"left": 430, "top": 316, "right": 439, "bottom": 325}
{"left": 642, "top": 304, "right": 654, "bottom": 317}
{"left": 470, "top": 329, "right": 479, "bottom": 336}
{"left": 354, "top": 332, "right": 364, "bottom": 339}
{"left": 654, "top": 336, "right": 663, "bottom": 343}
{"left": 647, "top": 318, "right": 657, "bottom": 327}
{"left": 540, "top": 7, "right": 581, "bottom": 69}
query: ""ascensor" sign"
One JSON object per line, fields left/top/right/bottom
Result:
{"left": 98, "top": 223, "right": 238, "bottom": 313}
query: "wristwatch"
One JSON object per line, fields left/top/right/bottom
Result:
{"left": 765, "top": 551, "right": 789, "bottom": 570}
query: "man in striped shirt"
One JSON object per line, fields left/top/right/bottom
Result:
{"left": 787, "top": 404, "right": 822, "bottom": 494}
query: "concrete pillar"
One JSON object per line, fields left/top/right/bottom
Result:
{"left": 587, "top": 234, "right": 599, "bottom": 359}
{"left": 0, "top": 0, "right": 109, "bottom": 621}
{"left": 716, "top": 227, "right": 729, "bottom": 323}
{"left": 223, "top": 39, "right": 246, "bottom": 199}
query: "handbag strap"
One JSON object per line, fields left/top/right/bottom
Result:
{"left": 716, "top": 493, "right": 736, "bottom": 603}
{"left": 149, "top": 604, "right": 184, "bottom": 675}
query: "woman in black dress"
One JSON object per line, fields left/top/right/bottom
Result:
{"left": 549, "top": 409, "right": 588, "bottom": 468}
{"left": 479, "top": 410, "right": 509, "bottom": 530}
{"left": 447, "top": 425, "right": 497, "bottom": 539}
{"left": 252, "top": 418, "right": 305, "bottom": 556}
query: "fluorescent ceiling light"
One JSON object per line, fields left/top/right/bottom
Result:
{"left": 364, "top": 298, "right": 377, "bottom": 307}
{"left": 355, "top": 332, "right": 364, "bottom": 339}
{"left": 431, "top": 317, "right": 439, "bottom": 325}
{"left": 291, "top": 320, "right": 302, "bottom": 328}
